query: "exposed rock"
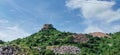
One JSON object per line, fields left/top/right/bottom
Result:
{"left": 0, "top": 45, "right": 20, "bottom": 55}
{"left": 89, "top": 32, "right": 111, "bottom": 38}
{"left": 42, "top": 24, "right": 55, "bottom": 30}
{"left": 73, "top": 34, "right": 89, "bottom": 43}
{"left": 48, "top": 45, "right": 81, "bottom": 54}
{"left": 0, "top": 45, "right": 30, "bottom": 55}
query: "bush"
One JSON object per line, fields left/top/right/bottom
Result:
{"left": 45, "top": 50, "right": 54, "bottom": 55}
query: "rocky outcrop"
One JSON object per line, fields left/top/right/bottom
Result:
{"left": 0, "top": 46, "right": 20, "bottom": 55}
{"left": 42, "top": 24, "right": 56, "bottom": 30}
{"left": 0, "top": 45, "right": 31, "bottom": 55}
{"left": 89, "top": 32, "right": 111, "bottom": 38}
{"left": 47, "top": 45, "right": 81, "bottom": 54}
{"left": 73, "top": 34, "right": 89, "bottom": 43}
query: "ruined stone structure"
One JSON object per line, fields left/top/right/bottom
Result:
{"left": 42, "top": 24, "right": 55, "bottom": 30}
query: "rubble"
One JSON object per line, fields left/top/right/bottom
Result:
{"left": 0, "top": 45, "right": 29, "bottom": 55}
{"left": 0, "top": 46, "right": 20, "bottom": 55}
{"left": 49, "top": 45, "right": 81, "bottom": 54}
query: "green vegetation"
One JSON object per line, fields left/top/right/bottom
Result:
{"left": 79, "top": 32, "right": 120, "bottom": 55}
{"left": 1, "top": 24, "right": 120, "bottom": 55}
{"left": 0, "top": 40, "right": 5, "bottom": 44}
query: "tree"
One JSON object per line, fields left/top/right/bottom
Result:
{"left": 0, "top": 40, "right": 4, "bottom": 44}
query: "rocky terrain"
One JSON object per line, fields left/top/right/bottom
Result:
{"left": 46, "top": 45, "right": 80, "bottom": 54}
{"left": 73, "top": 34, "right": 89, "bottom": 43}
{"left": 52, "top": 45, "right": 80, "bottom": 54}
{"left": 89, "top": 32, "right": 110, "bottom": 38}
{"left": 0, "top": 45, "right": 22, "bottom": 55}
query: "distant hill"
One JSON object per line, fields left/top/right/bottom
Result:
{"left": 0, "top": 24, "right": 120, "bottom": 55}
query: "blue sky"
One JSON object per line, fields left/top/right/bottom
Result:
{"left": 0, "top": 0, "right": 120, "bottom": 41}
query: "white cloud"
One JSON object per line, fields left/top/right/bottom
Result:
{"left": 0, "top": 19, "right": 8, "bottom": 24}
{"left": 84, "top": 26, "right": 103, "bottom": 33}
{"left": 66, "top": 0, "right": 120, "bottom": 33}
{"left": 96, "top": 9, "right": 120, "bottom": 23}
{"left": 66, "top": 0, "right": 115, "bottom": 19}
{"left": 0, "top": 19, "right": 30, "bottom": 41}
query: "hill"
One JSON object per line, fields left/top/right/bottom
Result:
{"left": 0, "top": 24, "right": 120, "bottom": 55}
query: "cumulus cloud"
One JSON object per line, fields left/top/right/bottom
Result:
{"left": 0, "top": 19, "right": 30, "bottom": 41}
{"left": 84, "top": 26, "right": 103, "bottom": 33}
{"left": 66, "top": 0, "right": 120, "bottom": 33}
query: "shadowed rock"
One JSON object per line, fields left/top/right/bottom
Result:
{"left": 0, "top": 45, "right": 31, "bottom": 55}
{"left": 42, "top": 24, "right": 56, "bottom": 30}
{"left": 73, "top": 34, "right": 89, "bottom": 43}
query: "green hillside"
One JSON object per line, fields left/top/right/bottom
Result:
{"left": 1, "top": 24, "right": 120, "bottom": 55}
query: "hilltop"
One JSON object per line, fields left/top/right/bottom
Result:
{"left": 0, "top": 24, "right": 120, "bottom": 55}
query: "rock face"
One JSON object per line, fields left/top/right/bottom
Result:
{"left": 89, "top": 32, "right": 110, "bottom": 38}
{"left": 73, "top": 34, "right": 89, "bottom": 43}
{"left": 51, "top": 45, "right": 80, "bottom": 54}
{"left": 0, "top": 46, "right": 20, "bottom": 55}
{"left": 0, "top": 45, "right": 29, "bottom": 55}
{"left": 42, "top": 24, "right": 55, "bottom": 30}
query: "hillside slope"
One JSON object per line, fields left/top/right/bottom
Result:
{"left": 1, "top": 24, "right": 120, "bottom": 55}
